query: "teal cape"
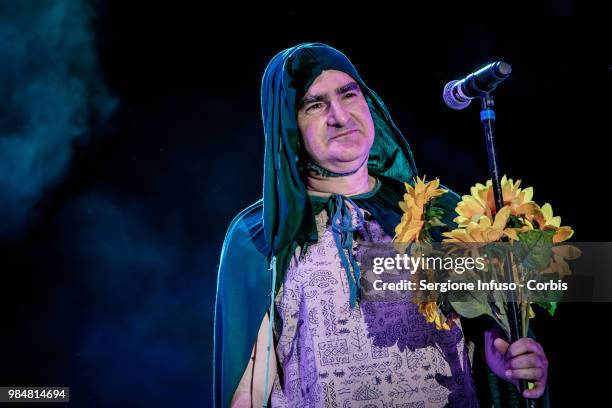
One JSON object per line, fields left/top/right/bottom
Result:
{"left": 213, "top": 43, "right": 548, "bottom": 407}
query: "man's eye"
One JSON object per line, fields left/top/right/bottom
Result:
{"left": 343, "top": 92, "right": 357, "bottom": 100}
{"left": 306, "top": 103, "right": 324, "bottom": 113}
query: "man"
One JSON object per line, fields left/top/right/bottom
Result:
{"left": 214, "top": 43, "right": 548, "bottom": 407}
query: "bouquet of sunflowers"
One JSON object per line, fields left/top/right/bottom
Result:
{"left": 393, "top": 176, "right": 579, "bottom": 338}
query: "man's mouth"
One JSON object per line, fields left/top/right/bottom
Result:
{"left": 329, "top": 129, "right": 359, "bottom": 140}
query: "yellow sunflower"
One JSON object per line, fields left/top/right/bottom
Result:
{"left": 394, "top": 176, "right": 447, "bottom": 249}
{"left": 454, "top": 176, "right": 539, "bottom": 228}
{"left": 529, "top": 203, "right": 574, "bottom": 243}
{"left": 419, "top": 301, "right": 453, "bottom": 331}
{"left": 443, "top": 205, "right": 523, "bottom": 243}
{"left": 542, "top": 245, "right": 582, "bottom": 277}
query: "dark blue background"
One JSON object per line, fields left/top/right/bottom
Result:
{"left": 1, "top": 2, "right": 609, "bottom": 406}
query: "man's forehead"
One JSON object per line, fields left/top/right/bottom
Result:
{"left": 303, "top": 70, "right": 358, "bottom": 97}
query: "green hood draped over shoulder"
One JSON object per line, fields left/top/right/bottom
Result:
{"left": 213, "top": 42, "right": 542, "bottom": 407}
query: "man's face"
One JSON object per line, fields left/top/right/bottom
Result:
{"left": 297, "top": 70, "right": 375, "bottom": 173}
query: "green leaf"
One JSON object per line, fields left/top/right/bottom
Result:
{"left": 514, "top": 230, "right": 555, "bottom": 271}
{"left": 535, "top": 301, "right": 557, "bottom": 317}
{"left": 449, "top": 298, "right": 491, "bottom": 319}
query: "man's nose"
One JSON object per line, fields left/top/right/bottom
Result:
{"left": 326, "top": 100, "right": 350, "bottom": 127}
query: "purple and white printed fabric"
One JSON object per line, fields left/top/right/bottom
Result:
{"left": 270, "top": 204, "right": 479, "bottom": 408}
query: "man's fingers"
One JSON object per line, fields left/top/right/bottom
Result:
{"left": 505, "top": 367, "right": 544, "bottom": 382}
{"left": 493, "top": 337, "right": 509, "bottom": 355}
{"left": 507, "top": 354, "right": 544, "bottom": 370}
{"left": 523, "top": 381, "right": 546, "bottom": 399}
{"left": 507, "top": 338, "right": 540, "bottom": 358}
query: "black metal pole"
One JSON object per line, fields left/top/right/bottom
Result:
{"left": 480, "top": 94, "right": 536, "bottom": 408}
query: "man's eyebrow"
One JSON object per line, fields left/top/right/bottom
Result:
{"left": 336, "top": 82, "right": 360, "bottom": 94}
{"left": 300, "top": 82, "right": 361, "bottom": 108}
{"left": 301, "top": 94, "right": 327, "bottom": 106}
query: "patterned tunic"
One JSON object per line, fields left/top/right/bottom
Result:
{"left": 270, "top": 201, "right": 479, "bottom": 407}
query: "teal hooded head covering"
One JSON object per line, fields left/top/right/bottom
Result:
{"left": 260, "top": 43, "right": 425, "bottom": 295}
{"left": 261, "top": 42, "right": 419, "bottom": 252}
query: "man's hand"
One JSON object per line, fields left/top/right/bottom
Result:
{"left": 484, "top": 326, "right": 549, "bottom": 399}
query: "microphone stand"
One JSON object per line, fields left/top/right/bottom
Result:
{"left": 480, "top": 93, "right": 537, "bottom": 408}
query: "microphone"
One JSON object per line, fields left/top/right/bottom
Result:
{"left": 443, "top": 61, "right": 512, "bottom": 110}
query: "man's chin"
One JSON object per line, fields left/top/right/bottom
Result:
{"left": 327, "top": 137, "right": 372, "bottom": 157}
{"left": 325, "top": 157, "right": 368, "bottom": 174}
